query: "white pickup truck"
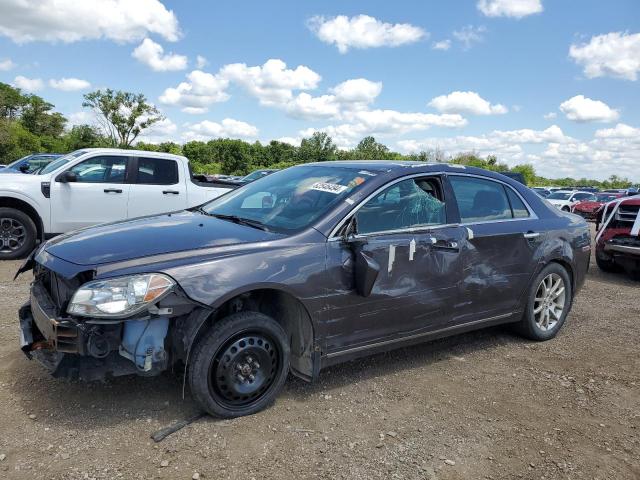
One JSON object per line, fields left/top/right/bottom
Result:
{"left": 0, "top": 148, "right": 234, "bottom": 259}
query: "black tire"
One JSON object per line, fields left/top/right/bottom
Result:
{"left": 595, "top": 252, "right": 620, "bottom": 273}
{"left": 561, "top": 206, "right": 570, "bottom": 212}
{"left": 0, "top": 207, "right": 37, "bottom": 260}
{"left": 188, "top": 311, "right": 290, "bottom": 418}
{"left": 515, "top": 263, "right": 573, "bottom": 341}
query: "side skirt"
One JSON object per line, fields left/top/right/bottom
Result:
{"left": 320, "top": 312, "right": 519, "bottom": 370}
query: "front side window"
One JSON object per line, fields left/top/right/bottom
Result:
{"left": 136, "top": 158, "right": 178, "bottom": 185}
{"left": 355, "top": 177, "right": 446, "bottom": 235}
{"left": 69, "top": 155, "right": 127, "bottom": 183}
{"left": 449, "top": 176, "right": 517, "bottom": 223}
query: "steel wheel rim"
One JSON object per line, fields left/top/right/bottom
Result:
{"left": 0, "top": 217, "right": 26, "bottom": 253}
{"left": 208, "top": 331, "right": 280, "bottom": 410}
{"left": 533, "top": 273, "right": 566, "bottom": 331}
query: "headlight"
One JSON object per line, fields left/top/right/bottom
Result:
{"left": 67, "top": 273, "right": 175, "bottom": 318}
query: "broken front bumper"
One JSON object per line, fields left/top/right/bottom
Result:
{"left": 19, "top": 283, "right": 139, "bottom": 381}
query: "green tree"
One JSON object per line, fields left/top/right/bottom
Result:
{"left": 63, "top": 124, "right": 108, "bottom": 151}
{"left": 298, "top": 131, "right": 337, "bottom": 163}
{"left": 0, "top": 82, "right": 27, "bottom": 119}
{"left": 353, "top": 136, "right": 390, "bottom": 159}
{"left": 511, "top": 164, "right": 536, "bottom": 185}
{"left": 82, "top": 89, "right": 163, "bottom": 148}
{"left": 0, "top": 118, "right": 41, "bottom": 163}
{"left": 21, "top": 95, "right": 66, "bottom": 137}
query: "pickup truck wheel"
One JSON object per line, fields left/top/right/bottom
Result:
{"left": 595, "top": 252, "right": 620, "bottom": 273}
{"left": 515, "top": 263, "right": 572, "bottom": 341}
{"left": 0, "top": 208, "right": 36, "bottom": 260}
{"left": 189, "top": 311, "right": 290, "bottom": 418}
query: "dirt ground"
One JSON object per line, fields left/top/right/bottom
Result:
{"left": 0, "top": 228, "right": 638, "bottom": 480}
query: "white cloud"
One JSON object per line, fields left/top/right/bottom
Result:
{"left": 594, "top": 123, "right": 640, "bottom": 139}
{"left": 452, "top": 25, "right": 486, "bottom": 49}
{"left": 137, "top": 117, "right": 178, "bottom": 143}
{"left": 0, "top": 58, "right": 15, "bottom": 71}
{"left": 196, "top": 55, "right": 208, "bottom": 69}
{"left": 0, "top": 0, "right": 180, "bottom": 44}
{"left": 221, "top": 59, "right": 321, "bottom": 106}
{"left": 159, "top": 70, "right": 230, "bottom": 113}
{"left": 428, "top": 91, "right": 507, "bottom": 115}
{"left": 132, "top": 38, "right": 187, "bottom": 71}
{"left": 300, "top": 111, "right": 467, "bottom": 148}
{"left": 13, "top": 75, "right": 43, "bottom": 92}
{"left": 308, "top": 14, "right": 426, "bottom": 53}
{"left": 559, "top": 95, "right": 619, "bottom": 123}
{"left": 569, "top": 32, "right": 640, "bottom": 81}
{"left": 543, "top": 112, "right": 557, "bottom": 120}
{"left": 183, "top": 119, "right": 259, "bottom": 141}
{"left": 432, "top": 40, "right": 451, "bottom": 51}
{"left": 477, "top": 0, "right": 543, "bottom": 19}
{"left": 330, "top": 78, "right": 382, "bottom": 105}
{"left": 49, "top": 77, "right": 91, "bottom": 91}
{"left": 68, "top": 111, "right": 94, "bottom": 126}
{"left": 395, "top": 123, "right": 640, "bottom": 181}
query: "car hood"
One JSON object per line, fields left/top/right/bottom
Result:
{"left": 43, "top": 210, "right": 282, "bottom": 266}
{"left": 547, "top": 199, "right": 570, "bottom": 205}
{"left": 574, "top": 200, "right": 601, "bottom": 211}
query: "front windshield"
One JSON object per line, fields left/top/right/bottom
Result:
{"left": 547, "top": 192, "right": 571, "bottom": 200}
{"left": 596, "top": 194, "right": 617, "bottom": 202}
{"left": 6, "top": 155, "right": 31, "bottom": 169}
{"left": 200, "top": 165, "right": 380, "bottom": 233}
{"left": 39, "top": 150, "right": 88, "bottom": 175}
{"left": 242, "top": 170, "right": 267, "bottom": 181}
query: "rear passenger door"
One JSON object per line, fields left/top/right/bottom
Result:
{"left": 446, "top": 175, "right": 541, "bottom": 324}
{"left": 127, "top": 157, "right": 188, "bottom": 218}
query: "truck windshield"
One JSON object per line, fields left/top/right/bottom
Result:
{"left": 199, "top": 165, "right": 379, "bottom": 233}
{"left": 39, "top": 150, "right": 88, "bottom": 175}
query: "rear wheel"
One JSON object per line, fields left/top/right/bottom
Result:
{"left": 0, "top": 208, "right": 37, "bottom": 260}
{"left": 561, "top": 206, "right": 570, "bottom": 212}
{"left": 189, "top": 311, "right": 290, "bottom": 418}
{"left": 516, "top": 263, "right": 572, "bottom": 341}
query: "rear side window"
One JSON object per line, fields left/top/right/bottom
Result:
{"left": 136, "top": 158, "right": 178, "bottom": 185}
{"left": 450, "top": 176, "right": 514, "bottom": 223}
{"left": 505, "top": 188, "right": 530, "bottom": 218}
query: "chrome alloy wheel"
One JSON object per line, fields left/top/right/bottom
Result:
{"left": 0, "top": 217, "right": 26, "bottom": 253}
{"left": 533, "top": 273, "right": 566, "bottom": 331}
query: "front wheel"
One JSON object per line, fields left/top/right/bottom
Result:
{"left": 516, "top": 263, "right": 572, "bottom": 341}
{"left": 189, "top": 311, "right": 290, "bottom": 418}
{"left": 0, "top": 207, "right": 37, "bottom": 260}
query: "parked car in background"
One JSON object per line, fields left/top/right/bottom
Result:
{"left": 572, "top": 192, "right": 624, "bottom": 221}
{"left": 0, "top": 148, "right": 234, "bottom": 259}
{"left": 17, "top": 161, "right": 590, "bottom": 418}
{"left": 532, "top": 187, "right": 552, "bottom": 198}
{"left": 215, "top": 168, "right": 278, "bottom": 188}
{"left": 545, "top": 190, "right": 596, "bottom": 212}
{"left": 0, "top": 153, "right": 62, "bottom": 174}
{"left": 595, "top": 195, "right": 640, "bottom": 279}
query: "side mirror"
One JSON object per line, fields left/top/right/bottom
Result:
{"left": 56, "top": 171, "right": 77, "bottom": 183}
{"left": 19, "top": 163, "right": 30, "bottom": 173}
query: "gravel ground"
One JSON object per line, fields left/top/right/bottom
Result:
{"left": 0, "top": 229, "right": 638, "bottom": 480}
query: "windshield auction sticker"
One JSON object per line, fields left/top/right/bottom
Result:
{"left": 310, "top": 182, "right": 348, "bottom": 194}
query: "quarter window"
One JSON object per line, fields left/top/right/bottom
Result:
{"left": 449, "top": 176, "right": 521, "bottom": 223}
{"left": 355, "top": 177, "right": 446, "bottom": 235}
{"left": 135, "top": 158, "right": 179, "bottom": 185}
{"left": 505, "top": 187, "right": 530, "bottom": 218}
{"left": 69, "top": 156, "right": 127, "bottom": 183}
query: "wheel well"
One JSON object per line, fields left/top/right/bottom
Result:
{"left": 206, "top": 289, "right": 316, "bottom": 380}
{"left": 549, "top": 259, "right": 575, "bottom": 295}
{"left": 0, "top": 197, "right": 44, "bottom": 241}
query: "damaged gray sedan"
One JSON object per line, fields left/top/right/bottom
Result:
{"left": 18, "top": 162, "right": 591, "bottom": 417}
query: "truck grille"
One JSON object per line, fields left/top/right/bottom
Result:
{"left": 616, "top": 204, "right": 639, "bottom": 223}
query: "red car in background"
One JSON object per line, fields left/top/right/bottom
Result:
{"left": 572, "top": 192, "right": 624, "bottom": 221}
{"left": 595, "top": 196, "right": 640, "bottom": 279}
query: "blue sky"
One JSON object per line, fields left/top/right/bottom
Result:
{"left": 0, "top": 0, "right": 639, "bottom": 181}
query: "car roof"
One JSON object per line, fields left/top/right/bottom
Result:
{"left": 76, "top": 148, "right": 186, "bottom": 161}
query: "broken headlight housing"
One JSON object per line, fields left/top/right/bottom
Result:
{"left": 67, "top": 274, "right": 175, "bottom": 318}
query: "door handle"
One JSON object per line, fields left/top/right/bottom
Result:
{"left": 163, "top": 190, "right": 180, "bottom": 195}
{"left": 523, "top": 232, "right": 540, "bottom": 239}
{"left": 430, "top": 239, "right": 459, "bottom": 251}
{"left": 104, "top": 188, "right": 122, "bottom": 194}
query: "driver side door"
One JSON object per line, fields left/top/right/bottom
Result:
{"left": 323, "top": 175, "right": 467, "bottom": 354}
{"left": 50, "top": 155, "right": 131, "bottom": 233}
